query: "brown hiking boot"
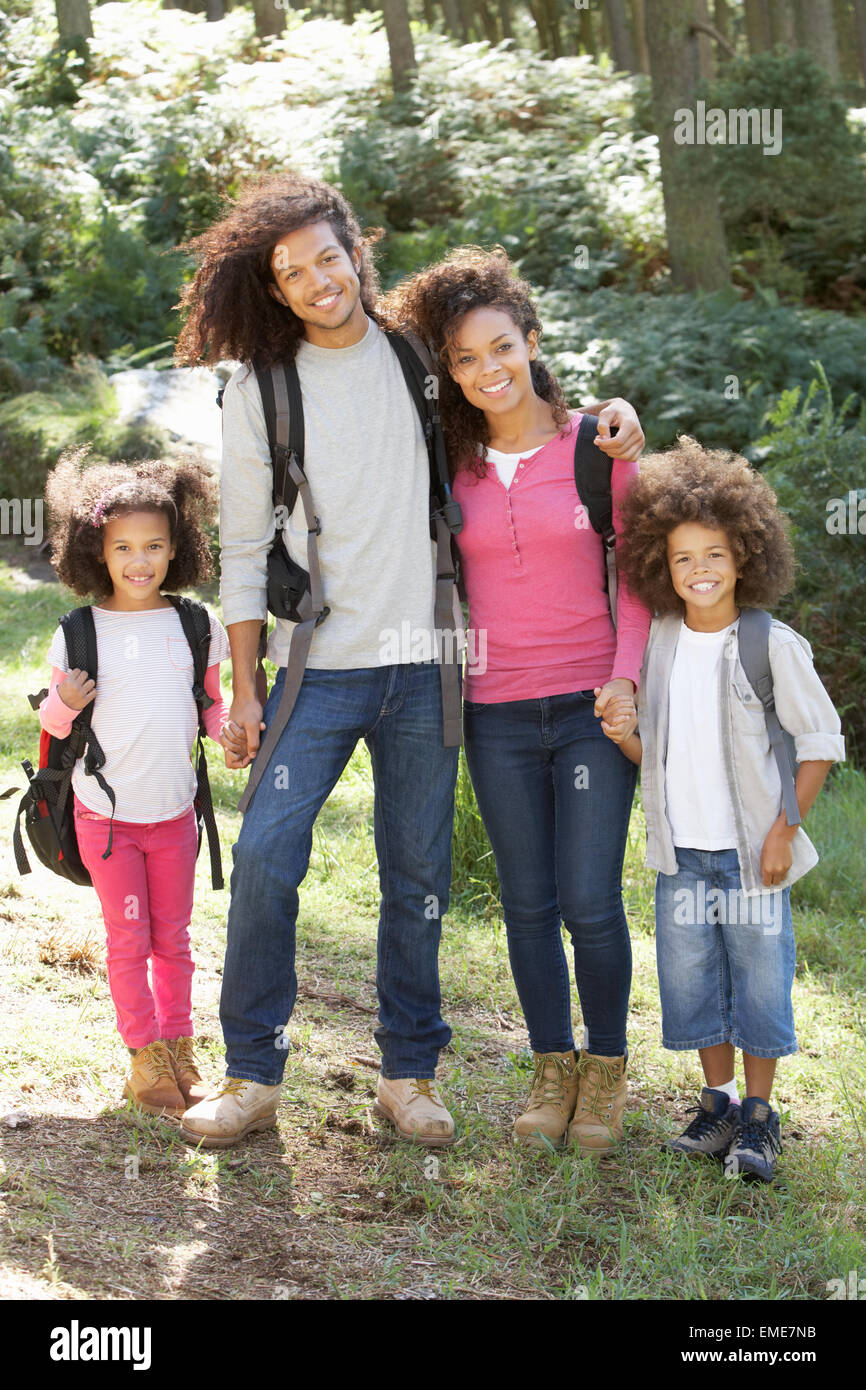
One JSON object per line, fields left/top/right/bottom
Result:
{"left": 513, "top": 1050, "right": 580, "bottom": 1148}
{"left": 163, "top": 1036, "right": 209, "bottom": 1106}
{"left": 374, "top": 1076, "right": 455, "bottom": 1147}
{"left": 567, "top": 1051, "right": 628, "bottom": 1154}
{"left": 123, "top": 1040, "right": 186, "bottom": 1117}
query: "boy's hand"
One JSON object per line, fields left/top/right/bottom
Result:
{"left": 58, "top": 669, "right": 96, "bottom": 711}
{"left": 760, "top": 815, "right": 796, "bottom": 887}
{"left": 594, "top": 681, "right": 637, "bottom": 741}
{"left": 228, "top": 695, "right": 267, "bottom": 769}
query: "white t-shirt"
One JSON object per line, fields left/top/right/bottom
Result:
{"left": 484, "top": 444, "right": 543, "bottom": 491}
{"left": 665, "top": 619, "right": 738, "bottom": 850}
{"left": 49, "top": 604, "right": 230, "bottom": 824}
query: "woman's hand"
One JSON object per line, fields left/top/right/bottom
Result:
{"left": 591, "top": 399, "right": 645, "bottom": 462}
{"left": 594, "top": 680, "right": 637, "bottom": 741}
{"left": 220, "top": 718, "right": 252, "bottom": 771}
{"left": 58, "top": 669, "right": 96, "bottom": 712}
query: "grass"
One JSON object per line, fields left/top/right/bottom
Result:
{"left": 0, "top": 557, "right": 864, "bottom": 1300}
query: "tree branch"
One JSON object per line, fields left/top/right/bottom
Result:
{"left": 689, "top": 20, "right": 736, "bottom": 57}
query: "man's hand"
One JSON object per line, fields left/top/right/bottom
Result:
{"left": 760, "top": 815, "right": 796, "bottom": 888}
{"left": 220, "top": 718, "right": 250, "bottom": 771}
{"left": 589, "top": 398, "right": 645, "bottom": 462}
{"left": 228, "top": 695, "right": 266, "bottom": 770}
{"left": 58, "top": 670, "right": 96, "bottom": 712}
{"left": 593, "top": 679, "right": 637, "bottom": 740}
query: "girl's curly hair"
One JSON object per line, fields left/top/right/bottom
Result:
{"left": 617, "top": 437, "right": 796, "bottom": 615}
{"left": 380, "top": 246, "right": 570, "bottom": 477}
{"left": 175, "top": 171, "right": 383, "bottom": 369}
{"left": 46, "top": 448, "right": 217, "bottom": 601}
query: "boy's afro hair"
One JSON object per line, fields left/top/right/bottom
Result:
{"left": 617, "top": 436, "right": 796, "bottom": 615}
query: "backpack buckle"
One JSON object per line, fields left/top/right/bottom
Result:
{"left": 309, "top": 517, "right": 322, "bottom": 536}
{"left": 315, "top": 606, "right": 331, "bottom": 627}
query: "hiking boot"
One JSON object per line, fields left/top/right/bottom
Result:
{"left": 513, "top": 1050, "right": 580, "bottom": 1148}
{"left": 163, "top": 1036, "right": 209, "bottom": 1107}
{"left": 374, "top": 1076, "right": 455, "bottom": 1147}
{"left": 123, "top": 1040, "right": 186, "bottom": 1117}
{"left": 567, "top": 1051, "right": 628, "bottom": 1154}
{"left": 667, "top": 1087, "right": 741, "bottom": 1159}
{"left": 725, "top": 1096, "right": 782, "bottom": 1182}
{"left": 179, "top": 1077, "right": 281, "bottom": 1150}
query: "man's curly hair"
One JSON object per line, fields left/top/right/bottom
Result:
{"left": 380, "top": 246, "right": 570, "bottom": 477}
{"left": 175, "top": 172, "right": 383, "bottom": 368}
{"left": 46, "top": 448, "right": 217, "bottom": 601}
{"left": 617, "top": 437, "right": 796, "bottom": 615}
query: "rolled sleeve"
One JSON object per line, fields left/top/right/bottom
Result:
{"left": 219, "top": 366, "right": 274, "bottom": 627}
{"left": 770, "top": 629, "right": 846, "bottom": 766}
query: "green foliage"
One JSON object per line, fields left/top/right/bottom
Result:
{"left": 540, "top": 287, "right": 866, "bottom": 452}
{"left": 753, "top": 364, "right": 866, "bottom": 763}
{"left": 705, "top": 50, "right": 866, "bottom": 305}
{"left": 450, "top": 752, "right": 499, "bottom": 912}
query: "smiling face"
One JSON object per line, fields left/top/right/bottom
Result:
{"left": 269, "top": 219, "right": 367, "bottom": 346}
{"left": 100, "top": 509, "right": 175, "bottom": 610}
{"left": 666, "top": 522, "right": 742, "bottom": 630}
{"left": 447, "top": 306, "right": 539, "bottom": 419}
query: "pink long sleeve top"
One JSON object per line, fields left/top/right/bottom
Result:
{"left": 453, "top": 414, "right": 651, "bottom": 703}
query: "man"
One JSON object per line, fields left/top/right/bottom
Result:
{"left": 175, "top": 173, "right": 645, "bottom": 1149}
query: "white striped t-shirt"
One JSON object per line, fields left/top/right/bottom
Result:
{"left": 48, "top": 604, "right": 230, "bottom": 823}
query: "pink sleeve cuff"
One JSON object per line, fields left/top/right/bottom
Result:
{"left": 202, "top": 662, "right": 230, "bottom": 743}
{"left": 39, "top": 669, "right": 77, "bottom": 738}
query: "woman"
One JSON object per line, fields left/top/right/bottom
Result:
{"left": 384, "top": 249, "right": 650, "bottom": 1153}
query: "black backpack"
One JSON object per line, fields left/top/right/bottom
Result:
{"left": 12, "top": 596, "right": 224, "bottom": 890}
{"left": 571, "top": 413, "right": 620, "bottom": 626}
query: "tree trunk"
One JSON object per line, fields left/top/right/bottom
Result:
{"left": 798, "top": 0, "right": 842, "bottom": 80}
{"left": 55, "top": 0, "right": 93, "bottom": 44}
{"left": 527, "top": 0, "right": 551, "bottom": 54}
{"left": 382, "top": 0, "right": 417, "bottom": 90}
{"left": 644, "top": 0, "right": 730, "bottom": 291}
{"left": 694, "top": 0, "right": 715, "bottom": 77}
{"left": 853, "top": 0, "right": 866, "bottom": 84}
{"left": 540, "top": 0, "right": 562, "bottom": 55}
{"left": 833, "top": 0, "right": 860, "bottom": 79}
{"left": 744, "top": 0, "right": 772, "bottom": 52}
{"left": 767, "top": 0, "right": 795, "bottom": 47}
{"left": 251, "top": 0, "right": 285, "bottom": 37}
{"left": 206, "top": 0, "right": 224, "bottom": 19}
{"left": 458, "top": 0, "right": 476, "bottom": 40}
{"left": 498, "top": 0, "right": 512, "bottom": 40}
{"left": 421, "top": 0, "right": 435, "bottom": 27}
{"left": 606, "top": 0, "right": 637, "bottom": 69}
{"left": 631, "top": 0, "right": 650, "bottom": 72}
{"left": 477, "top": 0, "right": 500, "bottom": 42}
{"left": 345, "top": 0, "right": 356, "bottom": 22}
{"left": 440, "top": 0, "right": 462, "bottom": 38}
{"left": 577, "top": 1, "right": 595, "bottom": 55}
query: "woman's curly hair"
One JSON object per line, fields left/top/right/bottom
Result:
{"left": 46, "top": 448, "right": 217, "bottom": 601}
{"left": 380, "top": 246, "right": 570, "bottom": 477}
{"left": 617, "top": 437, "right": 796, "bottom": 615}
{"left": 175, "top": 171, "right": 383, "bottom": 369}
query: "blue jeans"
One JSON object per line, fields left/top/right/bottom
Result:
{"left": 463, "top": 691, "right": 637, "bottom": 1056}
{"left": 654, "top": 847, "right": 798, "bottom": 1058}
{"left": 220, "top": 662, "right": 458, "bottom": 1084}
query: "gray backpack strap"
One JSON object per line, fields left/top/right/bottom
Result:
{"left": 736, "top": 608, "right": 801, "bottom": 826}
{"left": 432, "top": 510, "right": 462, "bottom": 747}
{"left": 237, "top": 376, "right": 328, "bottom": 816}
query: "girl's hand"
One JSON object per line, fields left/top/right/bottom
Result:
{"left": 58, "top": 669, "right": 96, "bottom": 711}
{"left": 220, "top": 719, "right": 249, "bottom": 771}
{"left": 760, "top": 816, "right": 796, "bottom": 888}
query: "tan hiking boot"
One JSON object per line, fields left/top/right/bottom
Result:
{"left": 567, "top": 1052, "right": 628, "bottom": 1154}
{"left": 123, "top": 1040, "right": 186, "bottom": 1117}
{"left": 163, "top": 1036, "right": 209, "bottom": 1107}
{"left": 179, "top": 1077, "right": 280, "bottom": 1149}
{"left": 374, "top": 1076, "right": 455, "bottom": 1147}
{"left": 513, "top": 1050, "right": 580, "bottom": 1148}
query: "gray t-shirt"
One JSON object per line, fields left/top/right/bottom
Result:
{"left": 219, "top": 317, "right": 438, "bottom": 669}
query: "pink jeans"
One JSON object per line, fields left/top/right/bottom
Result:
{"left": 73, "top": 794, "right": 199, "bottom": 1048}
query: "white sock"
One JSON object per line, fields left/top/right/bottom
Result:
{"left": 713, "top": 1077, "right": 741, "bottom": 1105}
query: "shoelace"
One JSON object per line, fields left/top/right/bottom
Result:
{"left": 169, "top": 1037, "right": 199, "bottom": 1073}
{"left": 410, "top": 1079, "right": 439, "bottom": 1104}
{"left": 735, "top": 1114, "right": 782, "bottom": 1158}
{"left": 681, "top": 1104, "right": 732, "bottom": 1140}
{"left": 574, "top": 1056, "right": 621, "bottom": 1121}
{"left": 526, "top": 1056, "right": 575, "bottom": 1111}
{"left": 213, "top": 1077, "right": 249, "bottom": 1100}
{"left": 135, "top": 1042, "right": 176, "bottom": 1085}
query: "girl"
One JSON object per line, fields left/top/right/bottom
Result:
{"left": 42, "top": 450, "right": 233, "bottom": 1117}
{"left": 605, "top": 438, "right": 845, "bottom": 1181}
{"left": 383, "top": 248, "right": 651, "bottom": 1153}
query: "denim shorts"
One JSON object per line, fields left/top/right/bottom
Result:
{"left": 654, "top": 847, "right": 798, "bottom": 1059}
